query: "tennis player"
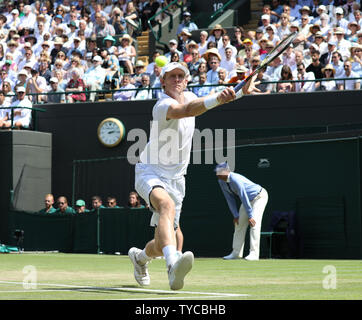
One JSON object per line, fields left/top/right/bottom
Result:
{"left": 128, "top": 62, "right": 256, "bottom": 290}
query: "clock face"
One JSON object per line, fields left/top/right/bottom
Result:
{"left": 98, "top": 118, "right": 124, "bottom": 147}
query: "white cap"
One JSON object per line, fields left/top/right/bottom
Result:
{"left": 11, "top": 9, "right": 19, "bottom": 15}
{"left": 335, "top": 7, "right": 344, "bottom": 14}
{"left": 160, "top": 62, "right": 190, "bottom": 78}
{"left": 169, "top": 39, "right": 178, "bottom": 45}
{"left": 18, "top": 70, "right": 28, "bottom": 76}
{"left": 16, "top": 86, "right": 26, "bottom": 92}
{"left": 50, "top": 77, "right": 58, "bottom": 83}
{"left": 309, "top": 43, "right": 320, "bottom": 52}
{"left": 261, "top": 14, "right": 270, "bottom": 20}
{"left": 93, "top": 55, "right": 102, "bottom": 62}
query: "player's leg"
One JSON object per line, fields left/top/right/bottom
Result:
{"left": 150, "top": 183, "right": 193, "bottom": 290}
{"left": 149, "top": 186, "right": 178, "bottom": 266}
{"left": 176, "top": 226, "right": 184, "bottom": 257}
{"left": 128, "top": 167, "right": 164, "bottom": 286}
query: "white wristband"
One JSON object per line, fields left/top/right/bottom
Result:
{"left": 236, "top": 89, "right": 244, "bottom": 100}
{"left": 204, "top": 93, "right": 220, "bottom": 110}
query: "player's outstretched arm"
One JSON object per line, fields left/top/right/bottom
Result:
{"left": 166, "top": 88, "right": 234, "bottom": 120}
{"left": 166, "top": 75, "right": 257, "bottom": 120}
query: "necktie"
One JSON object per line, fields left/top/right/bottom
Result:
{"left": 301, "top": 75, "right": 305, "bottom": 88}
{"left": 227, "top": 182, "right": 238, "bottom": 197}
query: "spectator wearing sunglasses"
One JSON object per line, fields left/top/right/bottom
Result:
{"left": 106, "top": 196, "right": 122, "bottom": 208}
{"left": 55, "top": 196, "right": 76, "bottom": 214}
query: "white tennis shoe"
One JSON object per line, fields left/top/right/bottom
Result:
{"left": 244, "top": 253, "right": 259, "bottom": 261}
{"left": 128, "top": 247, "right": 150, "bottom": 286}
{"left": 168, "top": 251, "right": 194, "bottom": 290}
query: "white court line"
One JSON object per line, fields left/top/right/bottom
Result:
{"left": 0, "top": 281, "right": 249, "bottom": 298}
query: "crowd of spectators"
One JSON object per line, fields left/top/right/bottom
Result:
{"left": 38, "top": 191, "right": 146, "bottom": 214}
{"left": 181, "top": 0, "right": 362, "bottom": 95}
{"left": 0, "top": 0, "right": 361, "bottom": 129}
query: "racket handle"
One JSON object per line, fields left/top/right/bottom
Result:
{"left": 234, "top": 80, "right": 246, "bottom": 93}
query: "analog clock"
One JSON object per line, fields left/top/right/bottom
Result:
{"left": 97, "top": 118, "right": 125, "bottom": 147}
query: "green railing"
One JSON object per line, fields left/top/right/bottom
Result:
{"left": 147, "top": 0, "right": 185, "bottom": 47}
{"left": 0, "top": 105, "right": 46, "bottom": 130}
{"left": 3, "top": 76, "right": 360, "bottom": 111}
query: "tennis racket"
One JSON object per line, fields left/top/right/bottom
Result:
{"left": 234, "top": 31, "right": 299, "bottom": 93}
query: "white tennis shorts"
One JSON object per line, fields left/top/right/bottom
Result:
{"left": 135, "top": 163, "right": 185, "bottom": 229}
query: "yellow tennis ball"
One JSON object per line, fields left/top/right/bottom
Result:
{"left": 155, "top": 55, "right": 168, "bottom": 67}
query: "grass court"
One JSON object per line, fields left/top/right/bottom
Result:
{"left": 0, "top": 253, "right": 361, "bottom": 300}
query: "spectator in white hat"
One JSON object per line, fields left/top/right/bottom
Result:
{"left": 83, "top": 55, "right": 106, "bottom": 102}
{"left": 46, "top": 77, "right": 65, "bottom": 104}
{"left": 177, "top": 28, "right": 192, "bottom": 55}
{"left": 312, "top": 31, "right": 328, "bottom": 55}
{"left": 334, "top": 27, "right": 352, "bottom": 60}
{"left": 5, "top": 39, "right": 22, "bottom": 64}
{"left": 117, "top": 34, "right": 136, "bottom": 74}
{"left": 311, "top": 5, "right": 328, "bottom": 25}
{"left": 332, "top": 7, "right": 349, "bottom": 33}
{"left": 5, "top": 86, "right": 33, "bottom": 129}
{"left": 7, "top": 9, "right": 20, "bottom": 30}
{"left": 259, "top": 14, "right": 271, "bottom": 33}
{"left": 165, "top": 39, "right": 183, "bottom": 62}
{"left": 320, "top": 39, "right": 337, "bottom": 65}
{"left": 176, "top": 11, "right": 198, "bottom": 37}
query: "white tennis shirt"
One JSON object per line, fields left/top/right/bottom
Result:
{"left": 139, "top": 91, "right": 196, "bottom": 179}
